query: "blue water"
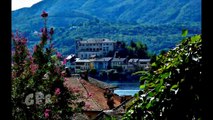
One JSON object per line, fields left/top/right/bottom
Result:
{"left": 106, "top": 81, "right": 140, "bottom": 96}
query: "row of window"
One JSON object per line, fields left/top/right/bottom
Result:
{"left": 78, "top": 43, "right": 113, "bottom": 46}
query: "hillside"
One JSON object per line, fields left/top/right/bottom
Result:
{"left": 12, "top": 0, "right": 201, "bottom": 55}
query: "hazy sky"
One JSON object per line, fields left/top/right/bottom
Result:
{"left": 12, "top": 0, "right": 42, "bottom": 11}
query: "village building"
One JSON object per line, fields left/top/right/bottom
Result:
{"left": 65, "top": 54, "right": 76, "bottom": 73}
{"left": 127, "top": 58, "right": 139, "bottom": 72}
{"left": 92, "top": 57, "right": 113, "bottom": 70}
{"left": 111, "top": 58, "right": 128, "bottom": 70}
{"left": 75, "top": 59, "right": 91, "bottom": 73}
{"left": 76, "top": 38, "right": 116, "bottom": 59}
{"left": 138, "top": 59, "right": 151, "bottom": 70}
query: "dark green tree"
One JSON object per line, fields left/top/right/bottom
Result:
{"left": 123, "top": 34, "right": 203, "bottom": 120}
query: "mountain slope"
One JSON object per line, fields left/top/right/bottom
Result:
{"left": 12, "top": 0, "right": 201, "bottom": 55}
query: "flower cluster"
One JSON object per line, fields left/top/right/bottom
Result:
{"left": 12, "top": 11, "right": 84, "bottom": 120}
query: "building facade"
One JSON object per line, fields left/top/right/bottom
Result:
{"left": 111, "top": 58, "right": 128, "bottom": 70}
{"left": 76, "top": 38, "right": 116, "bottom": 59}
{"left": 138, "top": 59, "right": 151, "bottom": 70}
{"left": 75, "top": 59, "right": 91, "bottom": 73}
{"left": 93, "top": 57, "right": 113, "bottom": 70}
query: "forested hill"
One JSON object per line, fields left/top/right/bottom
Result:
{"left": 12, "top": 0, "right": 201, "bottom": 55}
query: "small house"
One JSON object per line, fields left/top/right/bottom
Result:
{"left": 93, "top": 57, "right": 113, "bottom": 70}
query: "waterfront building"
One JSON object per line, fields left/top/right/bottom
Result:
{"left": 138, "top": 59, "right": 151, "bottom": 70}
{"left": 93, "top": 57, "right": 113, "bottom": 70}
{"left": 76, "top": 38, "right": 116, "bottom": 59}
{"left": 111, "top": 58, "right": 128, "bottom": 70}
{"left": 75, "top": 58, "right": 91, "bottom": 73}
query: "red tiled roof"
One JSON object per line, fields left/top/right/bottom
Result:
{"left": 64, "top": 77, "right": 121, "bottom": 111}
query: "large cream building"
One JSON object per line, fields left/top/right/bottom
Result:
{"left": 76, "top": 38, "right": 116, "bottom": 59}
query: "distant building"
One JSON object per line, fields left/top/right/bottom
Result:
{"left": 93, "top": 57, "right": 113, "bottom": 70}
{"left": 75, "top": 59, "right": 91, "bottom": 73}
{"left": 65, "top": 54, "right": 76, "bottom": 73}
{"left": 127, "top": 58, "right": 139, "bottom": 72}
{"left": 76, "top": 38, "right": 116, "bottom": 59}
{"left": 138, "top": 59, "right": 151, "bottom": 70}
{"left": 128, "top": 58, "right": 139, "bottom": 65}
{"left": 111, "top": 58, "right": 128, "bottom": 70}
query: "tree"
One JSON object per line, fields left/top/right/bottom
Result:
{"left": 123, "top": 35, "right": 203, "bottom": 119}
{"left": 12, "top": 11, "right": 84, "bottom": 120}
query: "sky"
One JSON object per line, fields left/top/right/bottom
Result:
{"left": 12, "top": 0, "right": 42, "bottom": 11}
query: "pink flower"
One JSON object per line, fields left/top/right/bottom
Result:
{"left": 87, "top": 93, "right": 93, "bottom": 98}
{"left": 44, "top": 112, "right": 49, "bottom": 118}
{"left": 63, "top": 58, "right": 67, "bottom": 65}
{"left": 30, "top": 64, "right": 38, "bottom": 75}
{"left": 64, "top": 78, "right": 68, "bottom": 81}
{"left": 21, "top": 38, "right": 27, "bottom": 44}
{"left": 41, "top": 11, "right": 48, "bottom": 18}
{"left": 55, "top": 88, "right": 61, "bottom": 95}
{"left": 44, "top": 109, "right": 51, "bottom": 118}
{"left": 56, "top": 52, "right": 62, "bottom": 58}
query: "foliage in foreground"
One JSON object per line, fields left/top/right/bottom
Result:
{"left": 11, "top": 11, "right": 84, "bottom": 120}
{"left": 123, "top": 34, "right": 202, "bottom": 119}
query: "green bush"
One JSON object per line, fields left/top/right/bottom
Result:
{"left": 123, "top": 34, "right": 202, "bottom": 119}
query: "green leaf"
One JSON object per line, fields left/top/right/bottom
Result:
{"left": 182, "top": 29, "right": 188, "bottom": 37}
{"left": 151, "top": 62, "right": 157, "bottom": 67}
{"left": 170, "top": 84, "right": 178, "bottom": 91}
{"left": 140, "top": 84, "right": 145, "bottom": 89}
{"left": 160, "top": 72, "right": 171, "bottom": 79}
{"left": 146, "top": 101, "right": 152, "bottom": 109}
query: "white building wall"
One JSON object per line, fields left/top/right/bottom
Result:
{"left": 76, "top": 39, "right": 115, "bottom": 59}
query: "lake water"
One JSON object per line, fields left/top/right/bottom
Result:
{"left": 105, "top": 81, "right": 140, "bottom": 96}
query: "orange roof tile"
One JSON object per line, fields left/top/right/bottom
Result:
{"left": 64, "top": 77, "right": 121, "bottom": 111}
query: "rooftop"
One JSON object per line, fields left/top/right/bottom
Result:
{"left": 64, "top": 77, "right": 121, "bottom": 111}
{"left": 79, "top": 38, "right": 115, "bottom": 44}
{"left": 128, "top": 59, "right": 139, "bottom": 63}
{"left": 75, "top": 59, "right": 91, "bottom": 63}
{"left": 138, "top": 59, "right": 151, "bottom": 62}
{"left": 93, "top": 57, "right": 113, "bottom": 62}
{"left": 111, "top": 58, "right": 127, "bottom": 62}
{"left": 66, "top": 54, "right": 75, "bottom": 60}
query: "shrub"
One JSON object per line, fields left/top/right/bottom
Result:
{"left": 11, "top": 11, "right": 84, "bottom": 120}
{"left": 123, "top": 34, "right": 203, "bottom": 119}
